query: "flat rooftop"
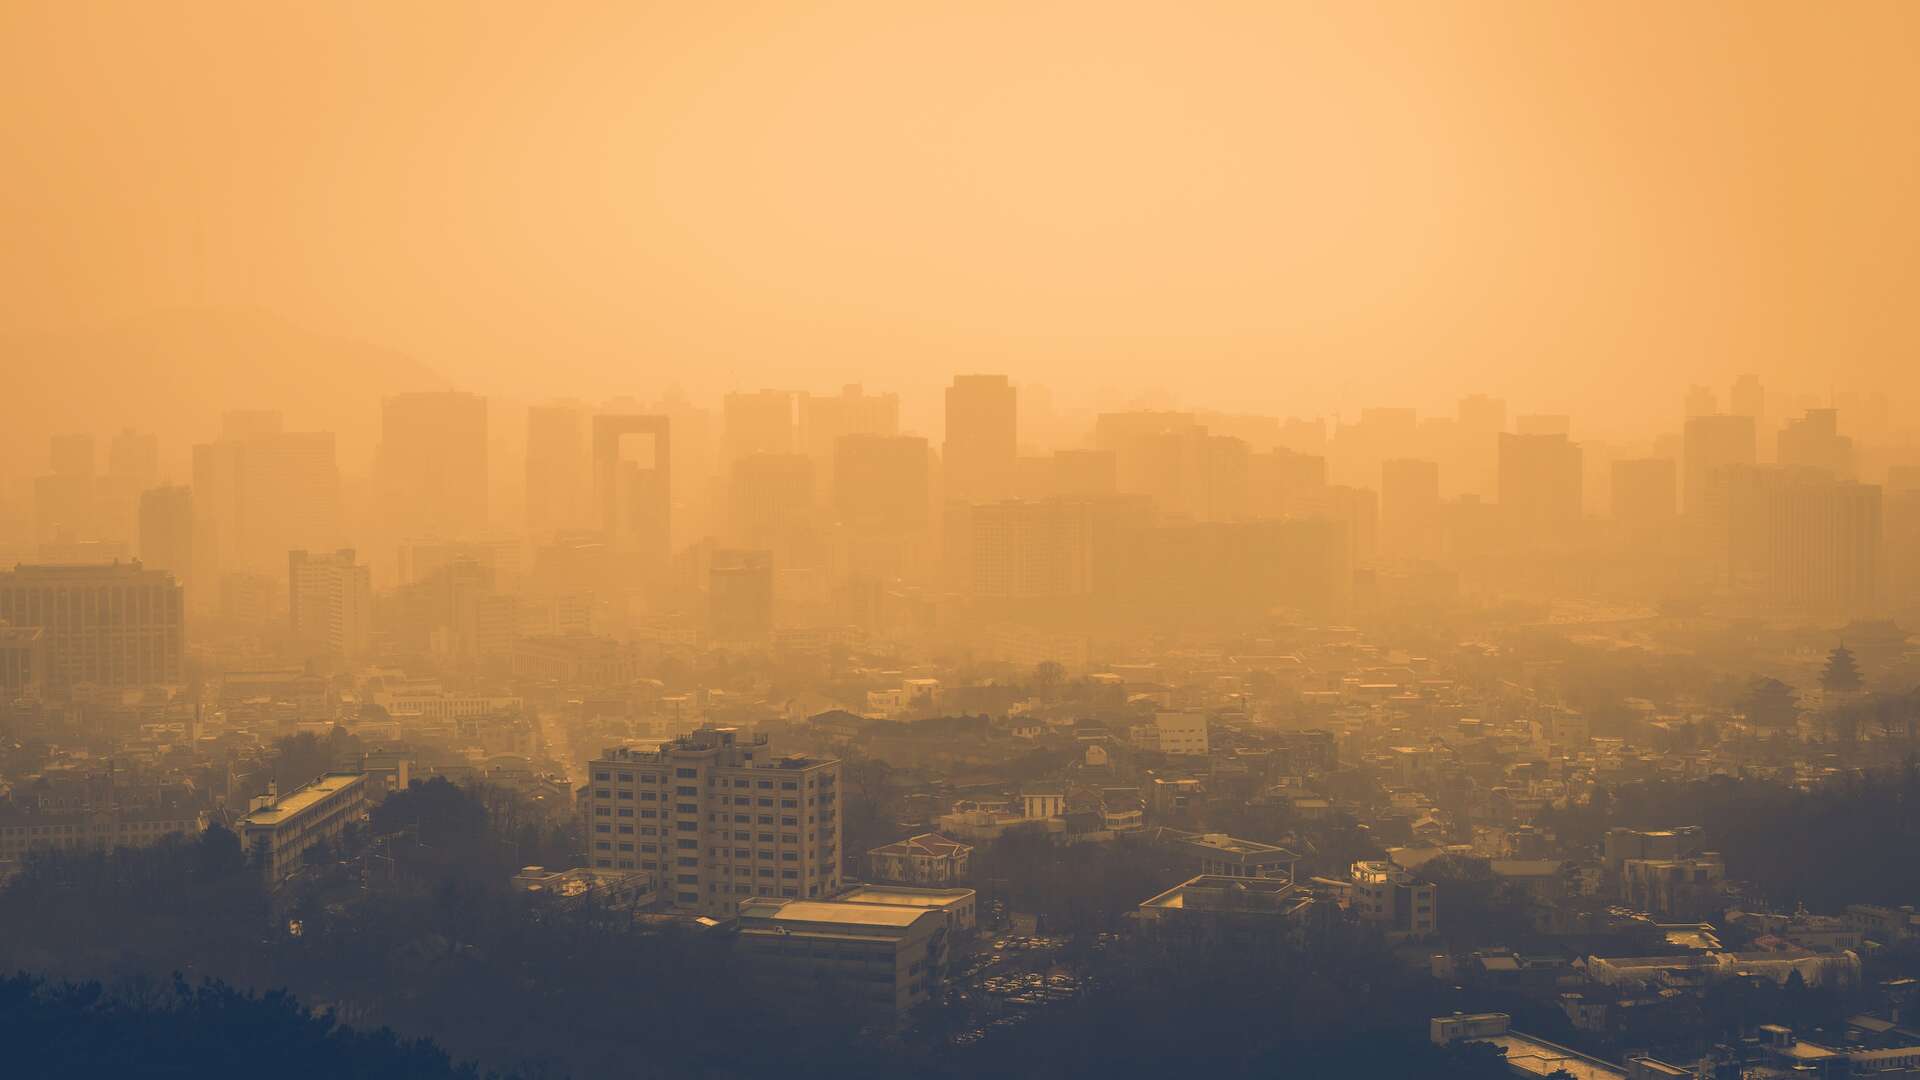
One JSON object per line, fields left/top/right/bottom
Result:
{"left": 835, "top": 886, "right": 973, "bottom": 909}
{"left": 1487, "top": 1034, "right": 1624, "bottom": 1080}
{"left": 740, "top": 898, "right": 933, "bottom": 929}
{"left": 241, "top": 773, "right": 364, "bottom": 826}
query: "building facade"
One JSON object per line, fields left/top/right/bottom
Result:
{"left": 582, "top": 727, "right": 843, "bottom": 916}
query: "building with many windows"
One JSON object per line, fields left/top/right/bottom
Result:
{"left": 734, "top": 895, "right": 955, "bottom": 1016}
{"left": 0, "top": 562, "right": 185, "bottom": 693}
{"left": 582, "top": 727, "right": 842, "bottom": 916}
{"left": 237, "top": 772, "right": 369, "bottom": 883}
{"left": 865, "top": 832, "right": 972, "bottom": 886}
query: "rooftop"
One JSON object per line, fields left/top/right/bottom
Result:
{"left": 835, "top": 885, "right": 974, "bottom": 909}
{"left": 739, "top": 898, "right": 937, "bottom": 930}
{"left": 240, "top": 773, "right": 364, "bottom": 826}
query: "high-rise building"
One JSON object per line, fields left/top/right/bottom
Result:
{"left": 728, "top": 453, "right": 818, "bottom": 569}
{"left": 1456, "top": 394, "right": 1507, "bottom": 498}
{"left": 0, "top": 562, "right": 185, "bottom": 692}
{"left": 106, "top": 430, "right": 159, "bottom": 490}
{"left": 1610, "top": 458, "right": 1677, "bottom": 532}
{"left": 582, "top": 727, "right": 842, "bottom": 916}
{"left": 377, "top": 391, "right": 489, "bottom": 541}
{"left": 1777, "top": 408, "right": 1854, "bottom": 480}
{"left": 288, "top": 549, "right": 373, "bottom": 660}
{"left": 957, "top": 499, "right": 1093, "bottom": 600}
{"left": 943, "top": 375, "right": 1017, "bottom": 503}
{"left": 525, "top": 402, "right": 591, "bottom": 539}
{"left": 834, "top": 435, "right": 930, "bottom": 536}
{"left": 1683, "top": 384, "right": 1719, "bottom": 419}
{"left": 592, "top": 414, "right": 672, "bottom": 566}
{"left": 1052, "top": 450, "right": 1117, "bottom": 498}
{"left": 1886, "top": 467, "right": 1920, "bottom": 611}
{"left": 1381, "top": 458, "right": 1441, "bottom": 559}
{"left": 137, "top": 486, "right": 194, "bottom": 597}
{"left": 1681, "top": 414, "right": 1755, "bottom": 517}
{"left": 1498, "top": 433, "right": 1583, "bottom": 542}
{"left": 1720, "top": 466, "right": 1882, "bottom": 615}
{"left": 710, "top": 549, "right": 774, "bottom": 639}
{"left": 191, "top": 413, "right": 342, "bottom": 581}
{"left": 799, "top": 385, "right": 898, "bottom": 501}
{"left": 724, "top": 390, "right": 798, "bottom": 464}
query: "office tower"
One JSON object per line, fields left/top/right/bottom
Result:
{"left": 1887, "top": 467, "right": 1920, "bottom": 611}
{"left": 1330, "top": 408, "right": 1418, "bottom": 489}
{"left": 833, "top": 435, "right": 930, "bottom": 535}
{"left": 592, "top": 414, "right": 672, "bottom": 566}
{"left": 1720, "top": 467, "right": 1882, "bottom": 615}
{"left": 710, "top": 549, "right": 774, "bottom": 639}
{"left": 799, "top": 384, "right": 898, "bottom": 475}
{"left": 525, "top": 402, "right": 591, "bottom": 539}
{"left": 724, "top": 390, "right": 797, "bottom": 463}
{"left": 0, "top": 562, "right": 185, "bottom": 692}
{"left": 397, "top": 536, "right": 523, "bottom": 592}
{"left": 1249, "top": 447, "right": 1328, "bottom": 517}
{"left": 959, "top": 499, "right": 1093, "bottom": 600}
{"left": 833, "top": 434, "right": 932, "bottom": 583}
{"left": 192, "top": 416, "right": 341, "bottom": 580}
{"left": 1456, "top": 394, "right": 1507, "bottom": 498}
{"left": 1498, "top": 432, "right": 1583, "bottom": 542}
{"left": 1514, "top": 414, "right": 1570, "bottom": 437}
{"left": 728, "top": 454, "right": 818, "bottom": 568}
{"left": 137, "top": 486, "right": 194, "bottom": 596}
{"left": 1381, "top": 459, "right": 1441, "bottom": 559}
{"left": 288, "top": 549, "right": 373, "bottom": 660}
{"left": 1053, "top": 450, "right": 1117, "bottom": 498}
{"left": 1777, "top": 408, "right": 1854, "bottom": 479}
{"left": 1681, "top": 414, "right": 1756, "bottom": 516}
{"left": 1683, "top": 385, "right": 1718, "bottom": 419}
{"left": 943, "top": 375, "right": 1017, "bottom": 503}
{"left": 1730, "top": 373, "right": 1764, "bottom": 418}
{"left": 107, "top": 430, "right": 159, "bottom": 490}
{"left": 377, "top": 391, "right": 489, "bottom": 541}
{"left": 582, "top": 727, "right": 843, "bottom": 916}
{"left": 1610, "top": 458, "right": 1677, "bottom": 531}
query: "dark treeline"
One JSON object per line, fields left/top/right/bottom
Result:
{"left": 1542, "top": 762, "right": 1920, "bottom": 911}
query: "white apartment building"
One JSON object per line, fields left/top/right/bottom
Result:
{"left": 583, "top": 727, "right": 842, "bottom": 916}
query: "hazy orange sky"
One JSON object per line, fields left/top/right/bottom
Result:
{"left": 4, "top": 1, "right": 1917, "bottom": 435}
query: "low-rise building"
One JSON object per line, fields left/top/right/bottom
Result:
{"left": 237, "top": 772, "right": 369, "bottom": 882}
{"left": 1351, "top": 860, "right": 1438, "bottom": 938}
{"left": 734, "top": 896, "right": 955, "bottom": 1016}
{"left": 865, "top": 832, "right": 972, "bottom": 885}
{"left": 833, "top": 884, "right": 976, "bottom": 935}
{"left": 0, "top": 803, "right": 205, "bottom": 863}
{"left": 1135, "top": 874, "right": 1316, "bottom": 949}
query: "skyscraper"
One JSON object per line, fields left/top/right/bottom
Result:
{"left": 724, "top": 390, "right": 798, "bottom": 464}
{"left": 192, "top": 414, "right": 342, "bottom": 581}
{"left": 525, "top": 402, "right": 590, "bottom": 539}
{"left": 1682, "top": 414, "right": 1756, "bottom": 517}
{"left": 1381, "top": 458, "right": 1441, "bottom": 559}
{"left": 138, "top": 486, "right": 194, "bottom": 597}
{"left": 943, "top": 375, "right": 1016, "bottom": 504}
{"left": 592, "top": 413, "right": 672, "bottom": 567}
{"left": 288, "top": 549, "right": 373, "bottom": 660}
{"left": 1719, "top": 466, "right": 1881, "bottom": 615}
{"left": 728, "top": 453, "right": 818, "bottom": 569}
{"left": 378, "top": 391, "right": 489, "bottom": 540}
{"left": 1498, "top": 432, "right": 1583, "bottom": 543}
{"left": 1777, "top": 408, "right": 1854, "bottom": 480}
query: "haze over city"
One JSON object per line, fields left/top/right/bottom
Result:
{"left": 3, "top": 3, "right": 1920, "bottom": 1079}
